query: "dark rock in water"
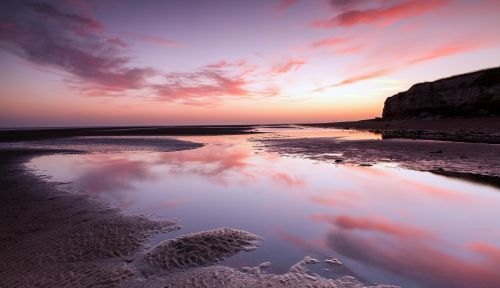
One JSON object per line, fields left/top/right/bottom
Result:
{"left": 383, "top": 67, "right": 500, "bottom": 119}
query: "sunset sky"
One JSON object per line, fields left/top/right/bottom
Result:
{"left": 1, "top": 0, "right": 499, "bottom": 127}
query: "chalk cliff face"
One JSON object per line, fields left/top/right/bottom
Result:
{"left": 383, "top": 67, "right": 500, "bottom": 119}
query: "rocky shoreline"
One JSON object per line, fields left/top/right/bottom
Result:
{"left": 257, "top": 136, "right": 500, "bottom": 189}
{"left": 305, "top": 117, "right": 500, "bottom": 144}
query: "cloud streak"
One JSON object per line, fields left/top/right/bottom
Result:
{"left": 154, "top": 69, "right": 251, "bottom": 105}
{"left": 272, "top": 58, "right": 307, "bottom": 74}
{"left": 314, "top": 0, "right": 449, "bottom": 28}
{"left": 317, "top": 39, "right": 492, "bottom": 88}
{"left": 310, "top": 37, "right": 351, "bottom": 49}
{"left": 0, "top": 2, "right": 155, "bottom": 94}
{"left": 110, "top": 31, "right": 184, "bottom": 48}
{"left": 274, "top": 0, "right": 298, "bottom": 12}
{"left": 0, "top": 2, "right": 278, "bottom": 105}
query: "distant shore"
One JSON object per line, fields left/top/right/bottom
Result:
{"left": 303, "top": 116, "right": 500, "bottom": 144}
{"left": 2, "top": 116, "right": 500, "bottom": 144}
{"left": 0, "top": 125, "right": 260, "bottom": 142}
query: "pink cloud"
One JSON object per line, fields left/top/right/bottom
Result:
{"left": 310, "top": 37, "right": 351, "bottom": 49}
{"left": 274, "top": 0, "right": 299, "bottom": 12}
{"left": 205, "top": 59, "right": 247, "bottom": 69}
{"left": 272, "top": 58, "right": 307, "bottom": 74}
{"left": 406, "top": 40, "right": 487, "bottom": 65}
{"left": 0, "top": 2, "right": 157, "bottom": 95}
{"left": 333, "top": 68, "right": 393, "bottom": 87}
{"left": 313, "top": 0, "right": 449, "bottom": 28}
{"left": 467, "top": 242, "right": 500, "bottom": 264}
{"left": 154, "top": 69, "right": 251, "bottom": 105}
{"left": 28, "top": 2, "right": 103, "bottom": 31}
{"left": 0, "top": 21, "right": 13, "bottom": 30}
{"left": 320, "top": 39, "right": 493, "bottom": 88}
{"left": 112, "top": 31, "right": 184, "bottom": 47}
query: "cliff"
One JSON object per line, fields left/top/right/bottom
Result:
{"left": 383, "top": 67, "right": 500, "bottom": 119}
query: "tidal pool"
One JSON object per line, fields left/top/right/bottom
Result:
{"left": 27, "top": 128, "right": 500, "bottom": 288}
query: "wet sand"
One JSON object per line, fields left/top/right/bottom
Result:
{"left": 304, "top": 117, "right": 500, "bottom": 144}
{"left": 258, "top": 137, "right": 500, "bottom": 189}
{"left": 0, "top": 147, "right": 395, "bottom": 287}
{"left": 0, "top": 125, "right": 260, "bottom": 142}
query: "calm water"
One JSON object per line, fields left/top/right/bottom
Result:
{"left": 27, "top": 128, "right": 500, "bottom": 288}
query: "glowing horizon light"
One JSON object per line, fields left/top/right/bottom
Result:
{"left": 1, "top": 0, "right": 499, "bottom": 127}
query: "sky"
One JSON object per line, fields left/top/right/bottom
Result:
{"left": 0, "top": 0, "right": 499, "bottom": 127}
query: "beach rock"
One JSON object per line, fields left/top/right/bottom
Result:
{"left": 383, "top": 67, "right": 500, "bottom": 119}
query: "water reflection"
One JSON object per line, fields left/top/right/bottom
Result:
{"left": 28, "top": 129, "right": 500, "bottom": 288}
{"left": 322, "top": 220, "right": 500, "bottom": 287}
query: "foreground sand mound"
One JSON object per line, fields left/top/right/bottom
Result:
{"left": 143, "top": 228, "right": 262, "bottom": 270}
{"left": 3, "top": 262, "right": 138, "bottom": 288}
{"left": 46, "top": 215, "right": 181, "bottom": 262}
{"left": 129, "top": 259, "right": 397, "bottom": 288}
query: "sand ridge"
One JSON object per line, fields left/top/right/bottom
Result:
{"left": 143, "top": 228, "right": 262, "bottom": 271}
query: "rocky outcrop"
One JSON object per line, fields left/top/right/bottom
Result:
{"left": 383, "top": 67, "right": 500, "bottom": 119}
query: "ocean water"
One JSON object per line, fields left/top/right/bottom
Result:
{"left": 27, "top": 128, "right": 500, "bottom": 288}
